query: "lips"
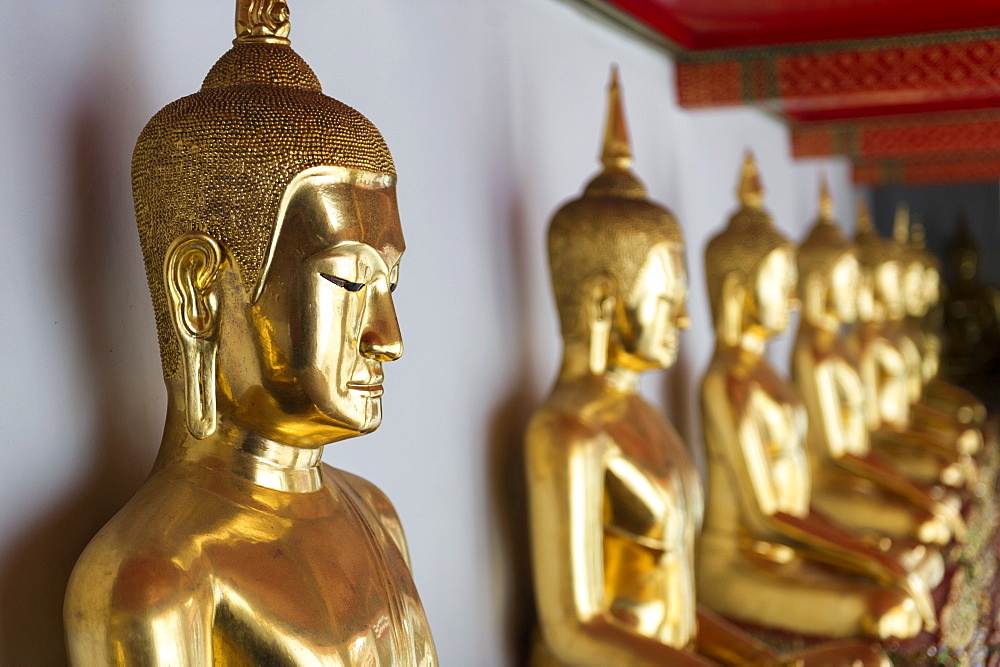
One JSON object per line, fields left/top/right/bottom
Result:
{"left": 346, "top": 381, "right": 384, "bottom": 396}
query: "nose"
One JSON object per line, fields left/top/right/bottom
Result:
{"left": 359, "top": 292, "right": 403, "bottom": 362}
{"left": 675, "top": 301, "right": 690, "bottom": 330}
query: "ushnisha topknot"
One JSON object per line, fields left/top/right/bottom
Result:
{"left": 891, "top": 202, "right": 927, "bottom": 270}
{"left": 548, "top": 67, "right": 684, "bottom": 341}
{"left": 854, "top": 198, "right": 900, "bottom": 270}
{"left": 704, "top": 152, "right": 792, "bottom": 324}
{"left": 798, "top": 174, "right": 854, "bottom": 279}
{"left": 133, "top": 0, "right": 395, "bottom": 377}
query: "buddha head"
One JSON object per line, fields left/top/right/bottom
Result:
{"left": 892, "top": 203, "right": 928, "bottom": 318}
{"left": 548, "top": 68, "right": 687, "bottom": 377}
{"left": 855, "top": 200, "right": 904, "bottom": 325}
{"left": 134, "top": 0, "right": 402, "bottom": 446}
{"left": 797, "top": 176, "right": 860, "bottom": 331}
{"left": 910, "top": 221, "right": 942, "bottom": 310}
{"left": 948, "top": 215, "right": 979, "bottom": 285}
{"left": 705, "top": 153, "right": 797, "bottom": 347}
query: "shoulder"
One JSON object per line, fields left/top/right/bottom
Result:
{"left": 702, "top": 355, "right": 745, "bottom": 404}
{"left": 325, "top": 466, "right": 411, "bottom": 566}
{"left": 65, "top": 479, "right": 214, "bottom": 651}
{"left": 526, "top": 401, "right": 605, "bottom": 462}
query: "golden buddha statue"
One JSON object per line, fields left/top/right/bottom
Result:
{"left": 698, "top": 156, "right": 937, "bottom": 641}
{"left": 942, "top": 216, "right": 1000, "bottom": 378}
{"left": 791, "top": 180, "right": 964, "bottom": 551}
{"left": 64, "top": 2, "right": 437, "bottom": 664}
{"left": 848, "top": 202, "right": 971, "bottom": 492}
{"left": 907, "top": 221, "right": 987, "bottom": 427}
{"left": 525, "top": 71, "right": 883, "bottom": 667}
{"left": 856, "top": 208, "right": 982, "bottom": 489}
{"left": 890, "top": 206, "right": 986, "bottom": 450}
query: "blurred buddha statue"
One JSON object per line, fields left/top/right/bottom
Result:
{"left": 791, "top": 180, "right": 964, "bottom": 553}
{"left": 890, "top": 206, "right": 985, "bottom": 459}
{"left": 525, "top": 71, "right": 883, "bottom": 667}
{"left": 848, "top": 203, "right": 971, "bottom": 492}
{"left": 907, "top": 220, "right": 986, "bottom": 427}
{"left": 64, "top": 2, "right": 437, "bottom": 664}
{"left": 698, "top": 156, "right": 936, "bottom": 641}
{"left": 942, "top": 216, "right": 1000, "bottom": 378}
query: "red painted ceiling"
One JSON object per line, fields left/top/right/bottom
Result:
{"left": 602, "top": 0, "right": 1000, "bottom": 49}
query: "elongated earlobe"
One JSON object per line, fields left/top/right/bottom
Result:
{"left": 804, "top": 273, "right": 830, "bottom": 329}
{"left": 586, "top": 276, "right": 615, "bottom": 376}
{"left": 164, "top": 233, "right": 223, "bottom": 439}
{"left": 721, "top": 274, "right": 745, "bottom": 347}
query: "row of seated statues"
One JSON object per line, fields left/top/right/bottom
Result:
{"left": 62, "top": 2, "right": 996, "bottom": 664}
{"left": 942, "top": 218, "right": 1000, "bottom": 380}
{"left": 525, "top": 72, "right": 998, "bottom": 666}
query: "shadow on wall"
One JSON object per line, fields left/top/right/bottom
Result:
{"left": 486, "top": 194, "right": 538, "bottom": 665}
{"left": 0, "top": 61, "right": 156, "bottom": 664}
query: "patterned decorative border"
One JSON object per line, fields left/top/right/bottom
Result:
{"left": 853, "top": 153, "right": 1000, "bottom": 185}
{"left": 676, "top": 30, "right": 1000, "bottom": 120}
{"left": 792, "top": 110, "right": 1000, "bottom": 158}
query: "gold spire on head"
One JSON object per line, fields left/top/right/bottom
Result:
{"left": 818, "top": 172, "right": 834, "bottom": 222}
{"left": 911, "top": 220, "right": 927, "bottom": 249}
{"left": 600, "top": 66, "right": 633, "bottom": 171}
{"left": 236, "top": 0, "right": 291, "bottom": 45}
{"left": 737, "top": 151, "right": 764, "bottom": 209}
{"left": 893, "top": 202, "right": 911, "bottom": 244}
{"left": 856, "top": 197, "right": 874, "bottom": 234}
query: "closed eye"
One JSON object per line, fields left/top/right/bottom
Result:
{"left": 321, "top": 273, "right": 365, "bottom": 292}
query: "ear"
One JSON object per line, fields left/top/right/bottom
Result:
{"left": 584, "top": 274, "right": 616, "bottom": 376}
{"left": 164, "top": 232, "right": 223, "bottom": 439}
{"left": 720, "top": 273, "right": 746, "bottom": 347}
{"left": 803, "top": 272, "right": 827, "bottom": 325}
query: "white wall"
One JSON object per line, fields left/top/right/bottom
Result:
{"left": 0, "top": 0, "right": 852, "bottom": 664}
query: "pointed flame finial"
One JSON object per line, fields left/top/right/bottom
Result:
{"left": 893, "top": 202, "right": 910, "bottom": 244}
{"left": 600, "top": 65, "right": 633, "bottom": 171}
{"left": 818, "top": 172, "right": 834, "bottom": 222}
{"left": 737, "top": 151, "right": 764, "bottom": 209}
{"left": 911, "top": 220, "right": 927, "bottom": 249}
{"left": 236, "top": 0, "right": 291, "bottom": 44}
{"left": 856, "top": 197, "right": 874, "bottom": 233}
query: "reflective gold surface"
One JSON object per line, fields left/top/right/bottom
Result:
{"left": 850, "top": 204, "right": 981, "bottom": 499}
{"left": 848, "top": 202, "right": 970, "bottom": 493}
{"left": 791, "top": 182, "right": 963, "bottom": 554}
{"left": 907, "top": 221, "right": 987, "bottom": 427}
{"left": 698, "top": 156, "right": 936, "bottom": 641}
{"left": 525, "top": 72, "right": 883, "bottom": 667}
{"left": 890, "top": 206, "right": 984, "bottom": 469}
{"left": 64, "top": 4, "right": 436, "bottom": 664}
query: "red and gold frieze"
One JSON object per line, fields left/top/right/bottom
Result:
{"left": 792, "top": 110, "right": 1000, "bottom": 159}
{"left": 853, "top": 153, "right": 1000, "bottom": 185}
{"left": 676, "top": 30, "right": 1000, "bottom": 120}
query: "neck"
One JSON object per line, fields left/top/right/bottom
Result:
{"left": 558, "top": 342, "right": 641, "bottom": 394}
{"left": 156, "top": 394, "right": 326, "bottom": 493}
{"left": 712, "top": 325, "right": 768, "bottom": 360}
{"left": 801, "top": 311, "right": 840, "bottom": 343}
{"left": 739, "top": 327, "right": 768, "bottom": 358}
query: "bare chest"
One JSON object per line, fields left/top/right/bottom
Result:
{"left": 207, "top": 508, "right": 433, "bottom": 665}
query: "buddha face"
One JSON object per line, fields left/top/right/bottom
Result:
{"left": 613, "top": 242, "right": 688, "bottom": 370}
{"left": 221, "top": 167, "right": 404, "bottom": 444}
{"left": 923, "top": 266, "right": 941, "bottom": 308}
{"left": 902, "top": 261, "right": 925, "bottom": 317}
{"left": 829, "top": 252, "right": 860, "bottom": 324}
{"left": 753, "top": 247, "right": 797, "bottom": 334}
{"left": 874, "top": 260, "right": 904, "bottom": 322}
{"left": 857, "top": 269, "right": 877, "bottom": 323}
{"left": 957, "top": 248, "right": 978, "bottom": 282}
